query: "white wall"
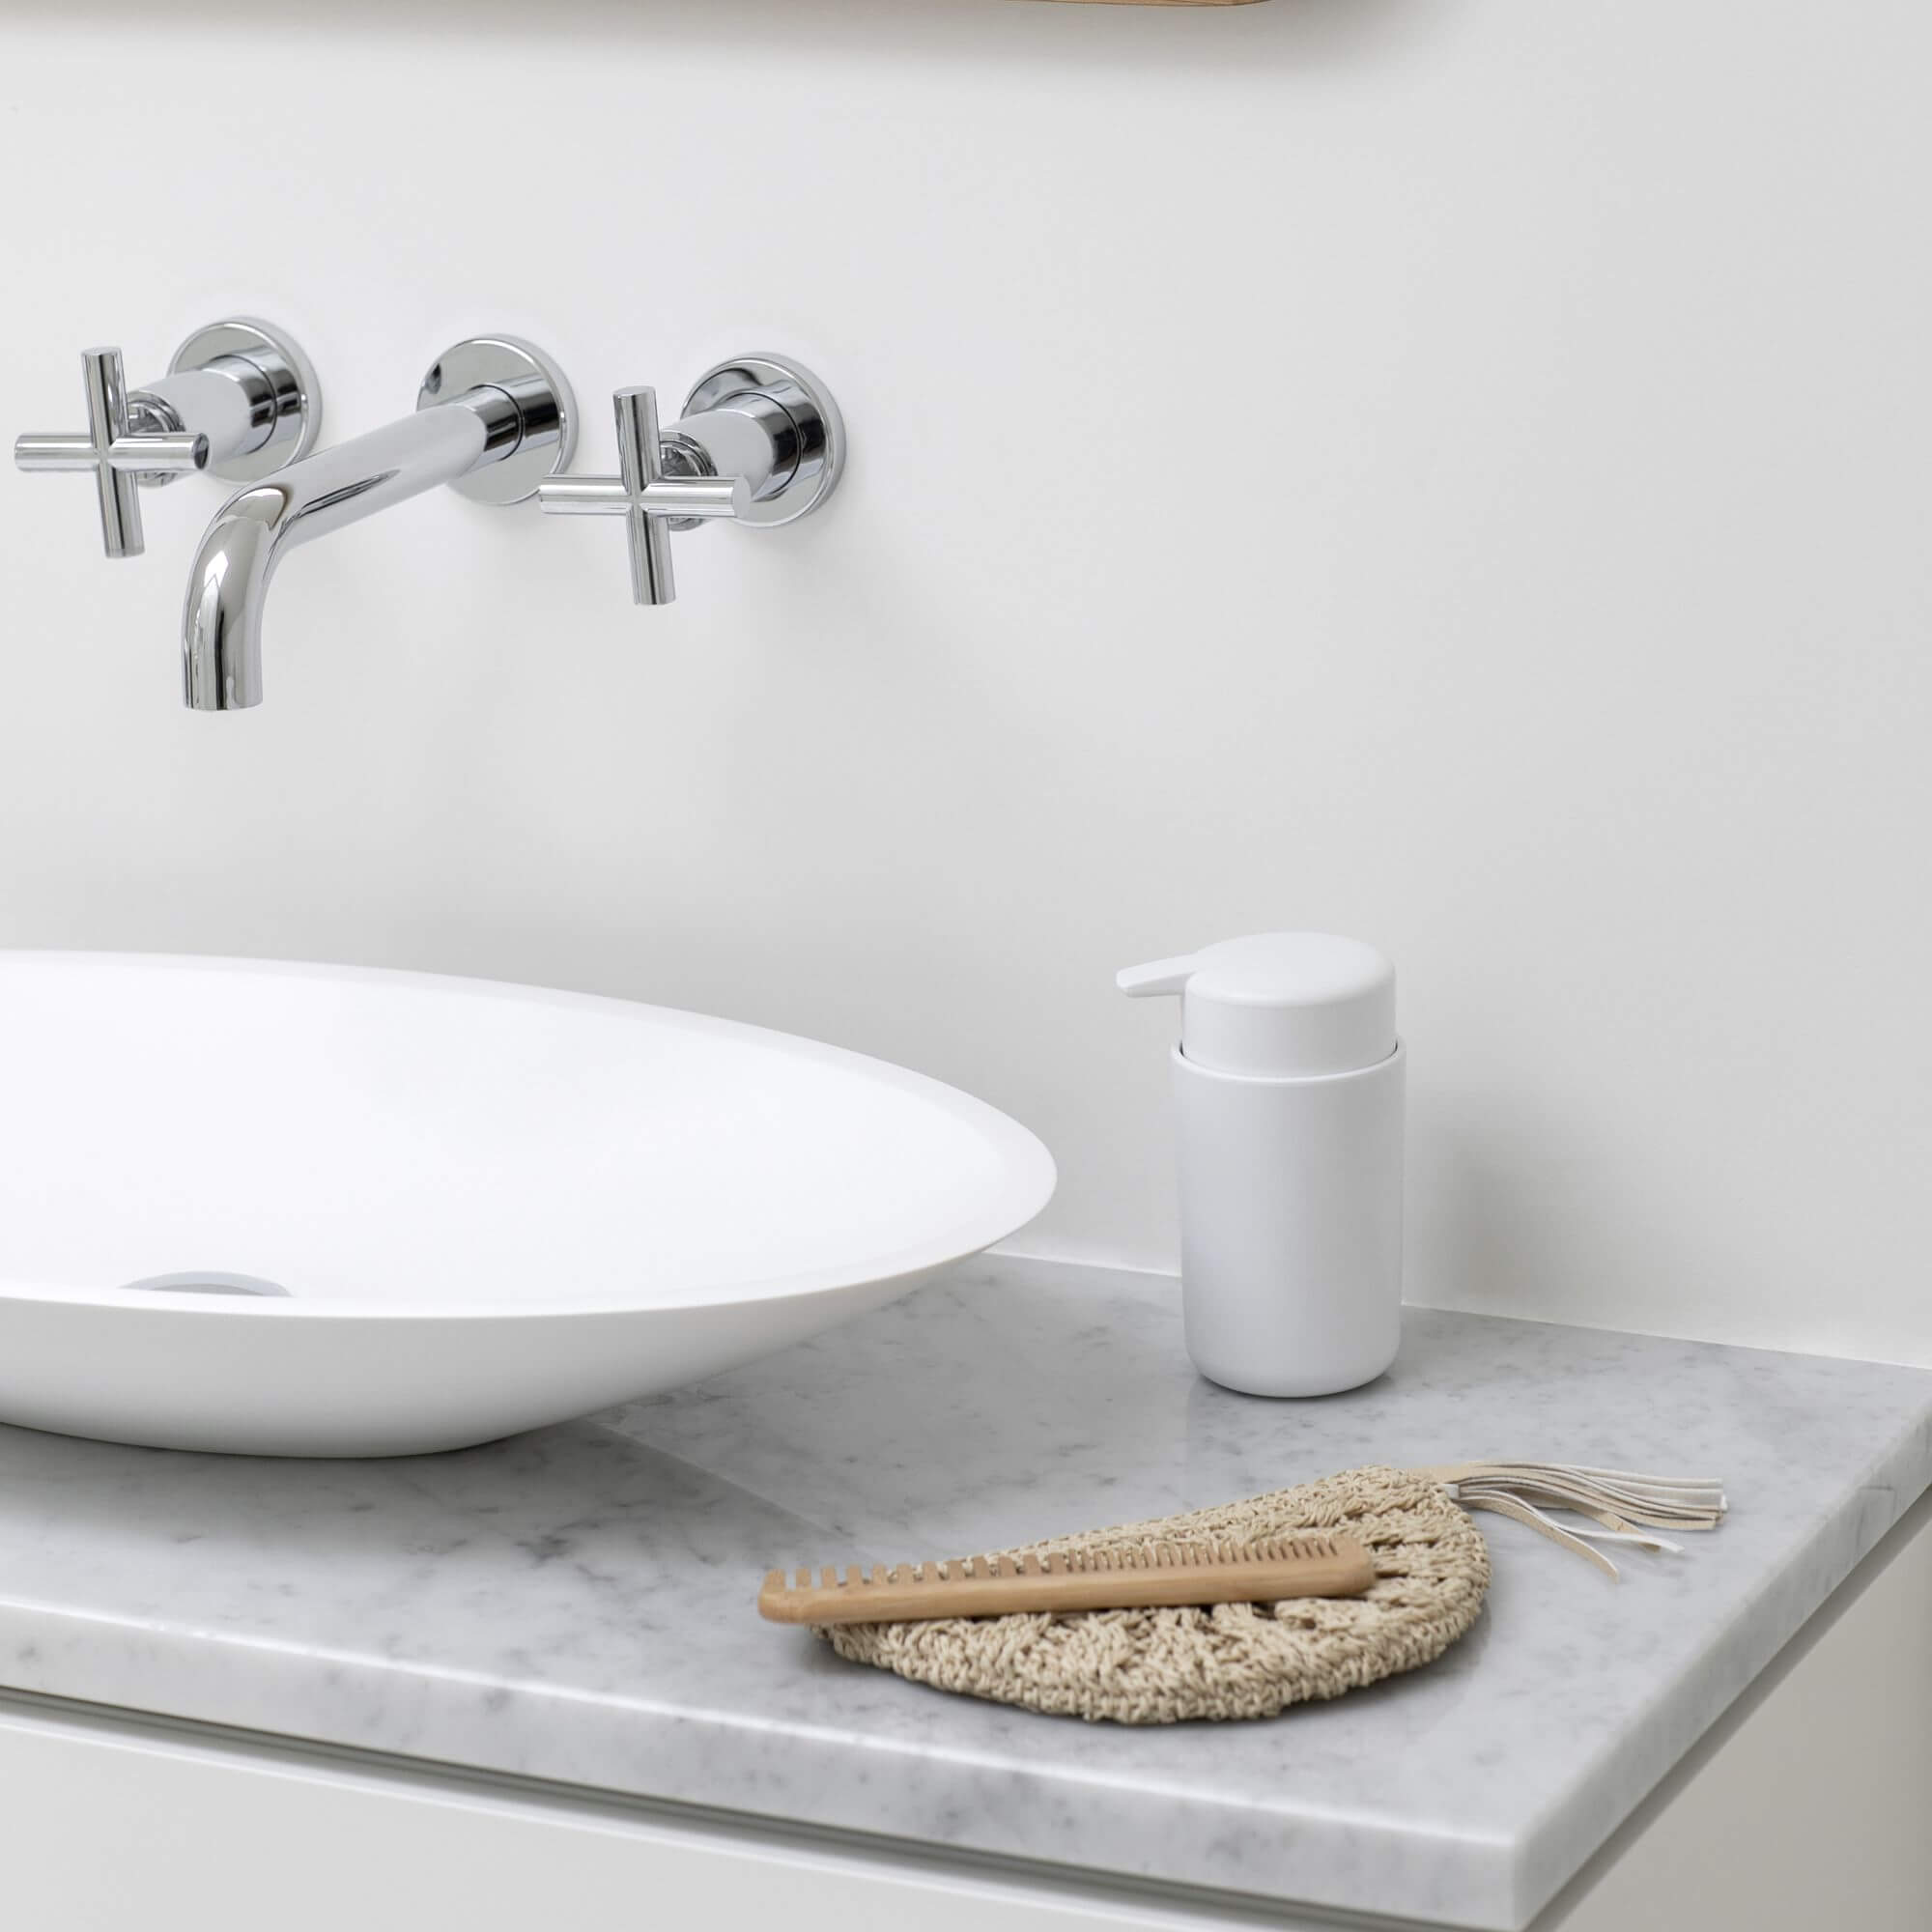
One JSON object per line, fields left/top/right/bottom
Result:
{"left": 1, "top": 0, "right": 1926, "bottom": 1364}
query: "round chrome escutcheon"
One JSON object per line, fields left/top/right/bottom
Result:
{"left": 168, "top": 316, "right": 324, "bottom": 484}
{"left": 415, "top": 335, "right": 579, "bottom": 506}
{"left": 681, "top": 353, "right": 844, "bottom": 528}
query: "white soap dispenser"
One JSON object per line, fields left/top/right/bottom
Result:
{"left": 1119, "top": 933, "right": 1404, "bottom": 1397}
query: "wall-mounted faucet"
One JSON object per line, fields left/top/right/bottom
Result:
{"left": 14, "top": 319, "right": 321, "bottom": 558}
{"left": 180, "top": 336, "right": 577, "bottom": 710}
{"left": 17, "top": 322, "right": 845, "bottom": 711}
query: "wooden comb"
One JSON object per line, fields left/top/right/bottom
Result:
{"left": 758, "top": 1533, "right": 1375, "bottom": 1626}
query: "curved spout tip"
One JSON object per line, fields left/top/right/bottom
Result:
{"left": 181, "top": 491, "right": 280, "bottom": 710}
{"left": 176, "top": 397, "right": 507, "bottom": 711}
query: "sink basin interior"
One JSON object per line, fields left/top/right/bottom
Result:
{"left": 0, "top": 952, "right": 1051, "bottom": 1316}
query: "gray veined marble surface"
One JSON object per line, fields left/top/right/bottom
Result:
{"left": 1, "top": 1254, "right": 1928, "bottom": 1930}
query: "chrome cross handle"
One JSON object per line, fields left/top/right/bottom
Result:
{"left": 14, "top": 348, "right": 208, "bottom": 558}
{"left": 537, "top": 354, "right": 844, "bottom": 609}
{"left": 14, "top": 318, "right": 322, "bottom": 560}
{"left": 539, "top": 387, "right": 749, "bottom": 606}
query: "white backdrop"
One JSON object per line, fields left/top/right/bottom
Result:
{"left": 2, "top": 0, "right": 1926, "bottom": 1362}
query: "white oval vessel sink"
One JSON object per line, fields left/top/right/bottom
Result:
{"left": 0, "top": 953, "right": 1054, "bottom": 1457}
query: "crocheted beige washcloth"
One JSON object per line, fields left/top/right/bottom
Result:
{"left": 821, "top": 1461, "right": 1724, "bottom": 1725}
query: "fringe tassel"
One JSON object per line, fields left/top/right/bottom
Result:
{"left": 1417, "top": 1463, "right": 1728, "bottom": 1581}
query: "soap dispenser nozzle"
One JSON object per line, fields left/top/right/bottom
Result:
{"left": 1116, "top": 955, "right": 1200, "bottom": 998}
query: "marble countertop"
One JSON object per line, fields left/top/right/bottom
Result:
{"left": 1, "top": 1255, "right": 1928, "bottom": 1929}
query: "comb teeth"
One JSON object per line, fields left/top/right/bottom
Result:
{"left": 758, "top": 1533, "right": 1374, "bottom": 1627}
{"left": 867, "top": 1535, "right": 1346, "bottom": 1584}
{"left": 1099, "top": 1535, "right": 1339, "bottom": 1572}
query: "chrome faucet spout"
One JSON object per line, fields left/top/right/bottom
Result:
{"left": 181, "top": 485, "right": 281, "bottom": 711}
{"left": 178, "top": 339, "right": 576, "bottom": 712}
{"left": 180, "top": 402, "right": 501, "bottom": 712}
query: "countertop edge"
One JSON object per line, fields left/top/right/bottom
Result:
{"left": 1510, "top": 1406, "right": 1932, "bottom": 1927}
{"left": 0, "top": 1601, "right": 1525, "bottom": 1924}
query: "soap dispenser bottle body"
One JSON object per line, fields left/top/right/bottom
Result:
{"left": 1121, "top": 933, "right": 1405, "bottom": 1399}
{"left": 1171, "top": 1041, "right": 1404, "bottom": 1397}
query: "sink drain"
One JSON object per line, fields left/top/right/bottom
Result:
{"left": 117, "top": 1271, "right": 292, "bottom": 1299}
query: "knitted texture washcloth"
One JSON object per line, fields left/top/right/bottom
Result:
{"left": 822, "top": 1464, "right": 1490, "bottom": 1724}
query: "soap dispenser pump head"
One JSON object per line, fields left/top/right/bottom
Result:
{"left": 1118, "top": 932, "right": 1397, "bottom": 1080}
